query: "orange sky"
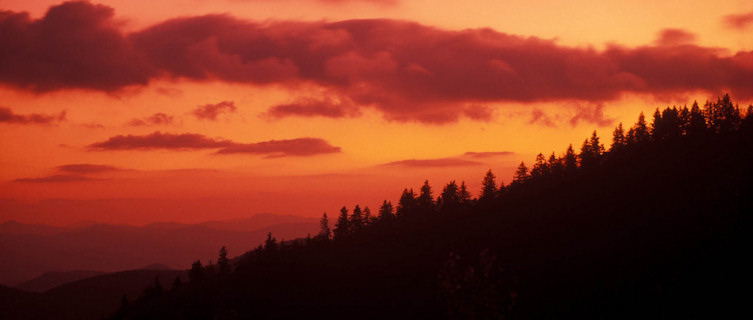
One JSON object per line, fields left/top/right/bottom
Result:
{"left": 1, "top": 0, "right": 751, "bottom": 225}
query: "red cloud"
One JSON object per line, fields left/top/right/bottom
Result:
{"left": 128, "top": 113, "right": 175, "bottom": 126}
{"left": 0, "top": 107, "right": 65, "bottom": 124}
{"left": 0, "top": 1, "right": 152, "bottom": 91}
{"left": 265, "top": 98, "right": 358, "bottom": 118}
{"left": 216, "top": 138, "right": 342, "bottom": 157}
{"left": 384, "top": 158, "right": 481, "bottom": 167}
{"left": 654, "top": 28, "right": 697, "bottom": 46}
{"left": 569, "top": 103, "right": 615, "bottom": 127}
{"left": 88, "top": 131, "right": 234, "bottom": 150}
{"left": 530, "top": 108, "right": 556, "bottom": 127}
{"left": 56, "top": 164, "right": 121, "bottom": 174}
{"left": 13, "top": 174, "right": 101, "bottom": 183}
{"left": 2, "top": 2, "right": 752, "bottom": 123}
{"left": 192, "top": 101, "right": 237, "bottom": 120}
{"left": 88, "top": 132, "right": 341, "bottom": 157}
{"left": 724, "top": 11, "right": 753, "bottom": 29}
{"left": 462, "top": 151, "right": 514, "bottom": 158}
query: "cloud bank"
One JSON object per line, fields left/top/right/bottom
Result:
{"left": 1, "top": 2, "right": 752, "bottom": 123}
{"left": 88, "top": 131, "right": 341, "bottom": 157}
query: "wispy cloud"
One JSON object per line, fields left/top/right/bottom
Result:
{"left": 56, "top": 164, "right": 122, "bottom": 174}
{"left": 724, "top": 11, "right": 753, "bottom": 30}
{"left": 0, "top": 107, "right": 65, "bottom": 125}
{"left": 216, "top": 138, "right": 342, "bottom": 157}
{"left": 88, "top": 132, "right": 342, "bottom": 157}
{"left": 13, "top": 174, "right": 103, "bottom": 183}
{"left": 128, "top": 113, "right": 175, "bottom": 126}
{"left": 192, "top": 101, "right": 237, "bottom": 120}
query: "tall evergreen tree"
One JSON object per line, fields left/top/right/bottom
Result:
{"left": 417, "top": 180, "right": 435, "bottom": 212}
{"left": 687, "top": 101, "right": 707, "bottom": 136}
{"left": 632, "top": 112, "right": 650, "bottom": 144}
{"left": 440, "top": 180, "right": 460, "bottom": 211}
{"left": 217, "top": 246, "right": 230, "bottom": 276}
{"left": 563, "top": 144, "right": 578, "bottom": 173}
{"left": 513, "top": 162, "right": 529, "bottom": 184}
{"left": 334, "top": 206, "right": 349, "bottom": 239}
{"left": 611, "top": 122, "right": 626, "bottom": 152}
{"left": 531, "top": 153, "right": 549, "bottom": 177}
{"left": 318, "top": 212, "right": 331, "bottom": 240}
{"left": 650, "top": 108, "right": 663, "bottom": 140}
{"left": 396, "top": 188, "right": 417, "bottom": 218}
{"left": 378, "top": 200, "right": 394, "bottom": 222}
{"left": 189, "top": 260, "right": 204, "bottom": 286}
{"left": 479, "top": 170, "right": 497, "bottom": 204}
{"left": 264, "top": 232, "right": 277, "bottom": 253}
{"left": 679, "top": 106, "right": 690, "bottom": 134}
{"left": 548, "top": 152, "right": 563, "bottom": 176}
{"left": 459, "top": 181, "right": 472, "bottom": 207}
{"left": 706, "top": 94, "right": 741, "bottom": 134}
{"left": 363, "top": 206, "right": 374, "bottom": 226}
{"left": 350, "top": 205, "right": 364, "bottom": 233}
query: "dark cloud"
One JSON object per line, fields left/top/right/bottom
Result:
{"left": 569, "top": 103, "right": 615, "bottom": 127}
{"left": 192, "top": 101, "right": 237, "bottom": 120}
{"left": 1, "top": 2, "right": 752, "bottom": 123}
{"left": 88, "top": 131, "right": 341, "bottom": 157}
{"left": 0, "top": 1, "right": 153, "bottom": 91}
{"left": 265, "top": 98, "right": 358, "bottom": 118}
{"left": 654, "top": 28, "right": 697, "bottom": 46}
{"left": 463, "top": 151, "right": 514, "bottom": 158}
{"left": 88, "top": 131, "right": 234, "bottom": 150}
{"left": 384, "top": 158, "right": 482, "bottom": 167}
{"left": 128, "top": 113, "right": 175, "bottom": 126}
{"left": 56, "top": 164, "right": 121, "bottom": 174}
{"left": 724, "top": 11, "right": 753, "bottom": 29}
{"left": 216, "top": 138, "right": 342, "bottom": 157}
{"left": 13, "top": 174, "right": 101, "bottom": 183}
{"left": 0, "top": 107, "right": 65, "bottom": 124}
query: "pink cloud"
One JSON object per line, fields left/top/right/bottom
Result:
{"left": 462, "top": 151, "right": 514, "bottom": 158}
{"left": 128, "top": 113, "right": 175, "bottom": 126}
{"left": 13, "top": 174, "right": 102, "bottom": 183}
{"left": 654, "top": 28, "right": 697, "bottom": 46}
{"left": 192, "top": 101, "right": 237, "bottom": 120}
{"left": 265, "top": 98, "right": 358, "bottom": 118}
{"left": 384, "top": 158, "right": 482, "bottom": 167}
{"left": 724, "top": 11, "right": 753, "bottom": 29}
{"left": 569, "top": 103, "right": 615, "bottom": 127}
{"left": 88, "top": 132, "right": 341, "bottom": 157}
{"left": 216, "top": 138, "right": 342, "bottom": 157}
{"left": 529, "top": 108, "right": 556, "bottom": 127}
{"left": 56, "top": 164, "right": 121, "bottom": 174}
{"left": 0, "top": 107, "right": 65, "bottom": 124}
{"left": 88, "top": 131, "right": 234, "bottom": 150}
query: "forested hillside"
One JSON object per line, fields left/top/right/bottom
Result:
{"left": 114, "top": 95, "right": 753, "bottom": 319}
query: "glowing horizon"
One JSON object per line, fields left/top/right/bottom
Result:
{"left": 1, "top": 0, "right": 751, "bottom": 225}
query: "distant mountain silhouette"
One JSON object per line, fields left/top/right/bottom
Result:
{"left": 0, "top": 269, "right": 184, "bottom": 320}
{"left": 0, "top": 214, "right": 318, "bottom": 284}
{"left": 139, "top": 263, "right": 174, "bottom": 270}
{"left": 198, "top": 213, "right": 317, "bottom": 232}
{"left": 0, "top": 220, "right": 66, "bottom": 236}
{"left": 13, "top": 270, "right": 106, "bottom": 293}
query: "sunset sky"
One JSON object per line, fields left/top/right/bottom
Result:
{"left": 1, "top": 0, "right": 751, "bottom": 225}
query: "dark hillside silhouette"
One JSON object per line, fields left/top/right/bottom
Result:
{"left": 105, "top": 95, "right": 753, "bottom": 318}
{"left": 13, "top": 270, "right": 106, "bottom": 293}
